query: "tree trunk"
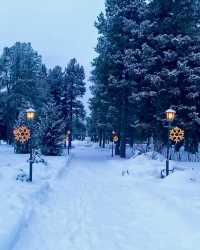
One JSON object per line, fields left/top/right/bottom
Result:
{"left": 69, "top": 101, "right": 73, "bottom": 148}
{"left": 102, "top": 129, "right": 106, "bottom": 148}
{"left": 120, "top": 92, "right": 127, "bottom": 158}
{"left": 130, "top": 131, "right": 134, "bottom": 148}
{"left": 99, "top": 129, "right": 103, "bottom": 147}
{"left": 115, "top": 139, "right": 120, "bottom": 155}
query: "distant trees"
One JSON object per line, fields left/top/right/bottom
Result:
{"left": 62, "top": 59, "right": 86, "bottom": 146}
{"left": 89, "top": 0, "right": 200, "bottom": 156}
{"left": 47, "top": 59, "right": 86, "bottom": 147}
{"left": 0, "top": 42, "right": 86, "bottom": 155}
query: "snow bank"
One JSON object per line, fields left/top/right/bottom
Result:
{"left": 0, "top": 145, "right": 69, "bottom": 250}
{"left": 0, "top": 198, "right": 29, "bottom": 250}
{"left": 10, "top": 145, "right": 200, "bottom": 250}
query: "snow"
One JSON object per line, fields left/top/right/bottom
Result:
{"left": 0, "top": 142, "right": 200, "bottom": 249}
{"left": 0, "top": 86, "right": 7, "bottom": 93}
{"left": 0, "top": 145, "right": 69, "bottom": 250}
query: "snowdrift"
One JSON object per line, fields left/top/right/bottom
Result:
{"left": 0, "top": 145, "right": 70, "bottom": 250}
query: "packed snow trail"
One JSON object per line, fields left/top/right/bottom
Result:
{"left": 13, "top": 144, "right": 199, "bottom": 250}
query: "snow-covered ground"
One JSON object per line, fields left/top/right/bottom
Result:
{"left": 0, "top": 141, "right": 200, "bottom": 249}
{"left": 0, "top": 145, "right": 68, "bottom": 249}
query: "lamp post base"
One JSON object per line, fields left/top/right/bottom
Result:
{"left": 166, "top": 159, "right": 169, "bottom": 176}
{"left": 112, "top": 142, "right": 114, "bottom": 157}
{"left": 29, "top": 163, "right": 33, "bottom": 182}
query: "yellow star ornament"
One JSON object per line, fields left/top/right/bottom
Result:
{"left": 169, "top": 127, "right": 184, "bottom": 144}
{"left": 13, "top": 126, "right": 31, "bottom": 144}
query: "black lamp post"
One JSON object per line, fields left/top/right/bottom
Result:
{"left": 26, "top": 108, "right": 36, "bottom": 182}
{"left": 67, "top": 130, "right": 71, "bottom": 155}
{"left": 165, "top": 108, "right": 176, "bottom": 176}
{"left": 112, "top": 131, "right": 115, "bottom": 157}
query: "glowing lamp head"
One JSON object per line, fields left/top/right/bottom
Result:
{"left": 112, "top": 131, "right": 116, "bottom": 135}
{"left": 67, "top": 130, "right": 71, "bottom": 135}
{"left": 26, "top": 108, "right": 36, "bottom": 121}
{"left": 166, "top": 109, "right": 176, "bottom": 122}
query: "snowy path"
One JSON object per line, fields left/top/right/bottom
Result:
{"left": 13, "top": 144, "right": 199, "bottom": 250}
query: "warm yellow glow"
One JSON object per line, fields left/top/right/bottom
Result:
{"left": 27, "top": 112, "right": 35, "bottom": 120}
{"left": 26, "top": 108, "right": 36, "bottom": 121}
{"left": 166, "top": 109, "right": 176, "bottom": 122}
{"left": 169, "top": 127, "right": 184, "bottom": 143}
{"left": 13, "top": 126, "right": 31, "bottom": 143}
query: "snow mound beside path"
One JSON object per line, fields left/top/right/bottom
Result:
{"left": 0, "top": 145, "right": 68, "bottom": 250}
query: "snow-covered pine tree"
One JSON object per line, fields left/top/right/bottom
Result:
{"left": 0, "top": 42, "right": 43, "bottom": 142}
{"left": 91, "top": 0, "right": 146, "bottom": 157}
{"left": 0, "top": 96, "right": 6, "bottom": 141}
{"left": 138, "top": 0, "right": 200, "bottom": 151}
{"left": 89, "top": 80, "right": 111, "bottom": 148}
{"left": 39, "top": 99, "right": 65, "bottom": 156}
{"left": 37, "top": 64, "right": 49, "bottom": 104}
{"left": 72, "top": 116, "right": 86, "bottom": 140}
{"left": 62, "top": 58, "right": 86, "bottom": 147}
{"left": 47, "top": 66, "right": 63, "bottom": 107}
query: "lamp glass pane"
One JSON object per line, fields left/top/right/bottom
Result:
{"left": 27, "top": 112, "right": 35, "bottom": 120}
{"left": 166, "top": 111, "right": 175, "bottom": 122}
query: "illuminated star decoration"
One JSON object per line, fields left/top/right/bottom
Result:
{"left": 169, "top": 127, "right": 184, "bottom": 144}
{"left": 13, "top": 126, "right": 31, "bottom": 143}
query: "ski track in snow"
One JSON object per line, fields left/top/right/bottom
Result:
{"left": 13, "top": 144, "right": 200, "bottom": 250}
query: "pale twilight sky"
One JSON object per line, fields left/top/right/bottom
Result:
{"left": 0, "top": 0, "right": 105, "bottom": 111}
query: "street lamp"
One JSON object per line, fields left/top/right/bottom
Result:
{"left": 26, "top": 108, "right": 36, "bottom": 182}
{"left": 166, "top": 109, "right": 176, "bottom": 123}
{"left": 165, "top": 108, "right": 176, "bottom": 176}
{"left": 67, "top": 130, "right": 71, "bottom": 155}
{"left": 112, "top": 131, "right": 115, "bottom": 157}
{"left": 26, "top": 108, "right": 36, "bottom": 121}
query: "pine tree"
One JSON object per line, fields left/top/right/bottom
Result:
{"left": 73, "top": 117, "right": 86, "bottom": 140}
{"left": 137, "top": 0, "right": 200, "bottom": 151}
{"left": 47, "top": 66, "right": 63, "bottom": 106}
{"left": 91, "top": 0, "right": 146, "bottom": 157}
{"left": 62, "top": 58, "right": 86, "bottom": 146}
{"left": 39, "top": 99, "right": 65, "bottom": 156}
{"left": 91, "top": 0, "right": 200, "bottom": 155}
{"left": 0, "top": 42, "right": 43, "bottom": 142}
